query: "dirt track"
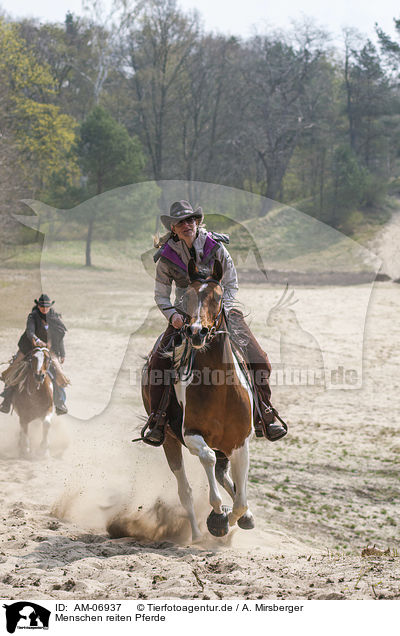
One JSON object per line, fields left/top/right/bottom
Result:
{"left": 0, "top": 228, "right": 399, "bottom": 600}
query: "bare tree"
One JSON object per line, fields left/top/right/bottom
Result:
{"left": 177, "top": 35, "right": 241, "bottom": 186}
{"left": 241, "top": 24, "right": 327, "bottom": 203}
{"left": 120, "top": 0, "right": 199, "bottom": 181}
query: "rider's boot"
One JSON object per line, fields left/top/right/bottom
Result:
{"left": 53, "top": 383, "right": 68, "bottom": 415}
{"left": 255, "top": 398, "right": 287, "bottom": 441}
{"left": 0, "top": 386, "right": 14, "bottom": 413}
{"left": 142, "top": 384, "right": 171, "bottom": 446}
{"left": 143, "top": 410, "right": 168, "bottom": 444}
{"left": 253, "top": 379, "right": 287, "bottom": 441}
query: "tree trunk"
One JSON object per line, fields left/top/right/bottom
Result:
{"left": 344, "top": 49, "right": 356, "bottom": 152}
{"left": 86, "top": 214, "right": 94, "bottom": 267}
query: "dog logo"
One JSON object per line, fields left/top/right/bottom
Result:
{"left": 3, "top": 602, "right": 51, "bottom": 633}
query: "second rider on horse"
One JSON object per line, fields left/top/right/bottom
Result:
{"left": 143, "top": 200, "right": 287, "bottom": 445}
{"left": 0, "top": 294, "right": 69, "bottom": 416}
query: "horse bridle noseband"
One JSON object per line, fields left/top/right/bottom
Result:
{"left": 183, "top": 277, "right": 226, "bottom": 343}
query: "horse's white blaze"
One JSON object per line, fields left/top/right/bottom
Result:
{"left": 184, "top": 434, "right": 223, "bottom": 515}
{"left": 191, "top": 299, "right": 202, "bottom": 333}
{"left": 33, "top": 350, "right": 44, "bottom": 374}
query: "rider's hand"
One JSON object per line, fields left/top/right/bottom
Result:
{"left": 171, "top": 313, "right": 184, "bottom": 329}
{"left": 35, "top": 339, "right": 46, "bottom": 348}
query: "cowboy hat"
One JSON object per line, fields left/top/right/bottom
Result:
{"left": 160, "top": 200, "right": 203, "bottom": 230}
{"left": 34, "top": 294, "right": 55, "bottom": 307}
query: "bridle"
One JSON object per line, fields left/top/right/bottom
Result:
{"left": 184, "top": 277, "right": 227, "bottom": 344}
{"left": 29, "top": 346, "right": 51, "bottom": 388}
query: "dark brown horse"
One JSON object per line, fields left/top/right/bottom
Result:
{"left": 142, "top": 259, "right": 254, "bottom": 541}
{"left": 13, "top": 347, "right": 54, "bottom": 458}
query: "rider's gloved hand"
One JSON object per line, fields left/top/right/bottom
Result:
{"left": 171, "top": 313, "right": 184, "bottom": 329}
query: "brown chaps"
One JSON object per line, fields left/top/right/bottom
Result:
{"left": 1, "top": 350, "right": 69, "bottom": 389}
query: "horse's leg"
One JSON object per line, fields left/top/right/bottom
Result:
{"left": 215, "top": 451, "right": 254, "bottom": 529}
{"left": 19, "top": 420, "right": 30, "bottom": 458}
{"left": 39, "top": 411, "right": 53, "bottom": 458}
{"left": 184, "top": 434, "right": 223, "bottom": 515}
{"left": 163, "top": 433, "right": 202, "bottom": 542}
{"left": 215, "top": 452, "right": 235, "bottom": 500}
{"left": 228, "top": 438, "right": 251, "bottom": 527}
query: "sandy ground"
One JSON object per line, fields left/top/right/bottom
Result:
{"left": 0, "top": 228, "right": 399, "bottom": 601}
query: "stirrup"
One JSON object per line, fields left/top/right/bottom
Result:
{"left": 0, "top": 401, "right": 11, "bottom": 414}
{"left": 254, "top": 402, "right": 288, "bottom": 441}
{"left": 254, "top": 417, "right": 287, "bottom": 441}
{"left": 140, "top": 412, "right": 167, "bottom": 447}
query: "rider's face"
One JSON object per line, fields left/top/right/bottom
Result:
{"left": 38, "top": 305, "right": 50, "bottom": 314}
{"left": 172, "top": 217, "right": 197, "bottom": 245}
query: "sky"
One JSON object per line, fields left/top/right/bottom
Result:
{"left": 0, "top": 0, "right": 398, "bottom": 43}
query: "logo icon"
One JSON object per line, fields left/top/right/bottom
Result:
{"left": 3, "top": 602, "right": 51, "bottom": 633}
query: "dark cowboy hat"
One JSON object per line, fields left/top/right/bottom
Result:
{"left": 160, "top": 200, "right": 203, "bottom": 230}
{"left": 34, "top": 293, "right": 55, "bottom": 307}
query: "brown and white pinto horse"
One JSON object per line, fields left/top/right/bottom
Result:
{"left": 142, "top": 259, "right": 254, "bottom": 541}
{"left": 13, "top": 347, "right": 54, "bottom": 458}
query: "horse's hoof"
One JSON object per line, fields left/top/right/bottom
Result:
{"left": 206, "top": 510, "right": 229, "bottom": 537}
{"left": 238, "top": 511, "right": 255, "bottom": 530}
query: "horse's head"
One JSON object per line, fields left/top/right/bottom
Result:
{"left": 30, "top": 347, "right": 51, "bottom": 385}
{"left": 183, "top": 259, "right": 224, "bottom": 349}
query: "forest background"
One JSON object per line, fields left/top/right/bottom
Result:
{"left": 1, "top": 0, "right": 400, "bottom": 265}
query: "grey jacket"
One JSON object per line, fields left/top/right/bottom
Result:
{"left": 154, "top": 228, "right": 238, "bottom": 322}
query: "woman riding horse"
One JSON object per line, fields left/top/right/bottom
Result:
{"left": 143, "top": 200, "right": 287, "bottom": 444}
{"left": 0, "top": 294, "right": 68, "bottom": 415}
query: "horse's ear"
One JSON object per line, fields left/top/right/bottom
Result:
{"left": 212, "top": 259, "right": 223, "bottom": 282}
{"left": 188, "top": 258, "right": 199, "bottom": 281}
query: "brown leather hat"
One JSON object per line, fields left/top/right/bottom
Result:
{"left": 160, "top": 200, "right": 203, "bottom": 230}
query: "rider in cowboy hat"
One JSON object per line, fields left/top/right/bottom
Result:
{"left": 143, "top": 200, "right": 287, "bottom": 444}
{"left": 0, "top": 294, "right": 68, "bottom": 415}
